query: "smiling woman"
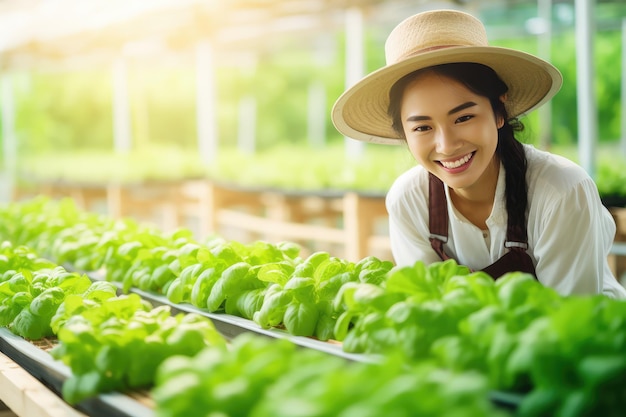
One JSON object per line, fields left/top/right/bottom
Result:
{"left": 331, "top": 9, "right": 626, "bottom": 299}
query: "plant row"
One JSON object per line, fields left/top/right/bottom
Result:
{"left": 1, "top": 197, "right": 626, "bottom": 416}
{"left": 0, "top": 197, "right": 395, "bottom": 341}
{"left": 334, "top": 263, "right": 626, "bottom": 416}
{"left": 0, "top": 240, "right": 506, "bottom": 416}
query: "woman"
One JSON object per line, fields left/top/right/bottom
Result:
{"left": 332, "top": 9, "right": 626, "bottom": 298}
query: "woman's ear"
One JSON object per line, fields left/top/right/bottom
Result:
{"left": 496, "top": 93, "right": 507, "bottom": 129}
{"left": 496, "top": 113, "right": 505, "bottom": 129}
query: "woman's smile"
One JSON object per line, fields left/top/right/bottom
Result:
{"left": 437, "top": 151, "right": 475, "bottom": 171}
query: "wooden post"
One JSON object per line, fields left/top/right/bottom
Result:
{"left": 106, "top": 183, "right": 124, "bottom": 219}
{"left": 343, "top": 192, "right": 370, "bottom": 262}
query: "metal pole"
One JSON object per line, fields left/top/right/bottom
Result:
{"left": 196, "top": 40, "right": 218, "bottom": 165}
{"left": 112, "top": 58, "right": 132, "bottom": 154}
{"left": 309, "top": 35, "right": 334, "bottom": 149}
{"left": 307, "top": 80, "right": 326, "bottom": 149}
{"left": 575, "top": 0, "right": 597, "bottom": 177}
{"left": 621, "top": 18, "right": 626, "bottom": 157}
{"left": 538, "top": 0, "right": 553, "bottom": 150}
{"left": 344, "top": 7, "right": 365, "bottom": 159}
{"left": 1, "top": 75, "right": 17, "bottom": 202}
{"left": 237, "top": 95, "right": 256, "bottom": 155}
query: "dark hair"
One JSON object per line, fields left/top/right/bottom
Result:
{"left": 388, "top": 62, "right": 528, "bottom": 242}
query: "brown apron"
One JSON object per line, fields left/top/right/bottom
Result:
{"left": 428, "top": 173, "right": 537, "bottom": 280}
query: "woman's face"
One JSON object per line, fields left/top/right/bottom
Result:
{"left": 400, "top": 71, "right": 503, "bottom": 196}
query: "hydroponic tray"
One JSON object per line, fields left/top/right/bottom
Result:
{"left": 0, "top": 328, "right": 153, "bottom": 417}
{"left": 129, "top": 287, "right": 524, "bottom": 412}
{"left": 128, "top": 286, "right": 380, "bottom": 363}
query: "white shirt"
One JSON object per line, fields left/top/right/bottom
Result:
{"left": 386, "top": 144, "right": 626, "bottom": 299}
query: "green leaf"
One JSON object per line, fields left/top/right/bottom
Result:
{"left": 253, "top": 286, "right": 292, "bottom": 328}
{"left": 225, "top": 288, "right": 266, "bottom": 320}
{"left": 8, "top": 273, "right": 30, "bottom": 294}
{"left": 385, "top": 264, "right": 430, "bottom": 297}
{"left": 221, "top": 262, "right": 253, "bottom": 295}
{"left": 30, "top": 287, "right": 66, "bottom": 318}
{"left": 178, "top": 263, "right": 203, "bottom": 286}
{"left": 277, "top": 241, "right": 301, "bottom": 259}
{"left": 284, "top": 277, "right": 316, "bottom": 303}
{"left": 11, "top": 291, "right": 33, "bottom": 308}
{"left": 211, "top": 243, "right": 243, "bottom": 265}
{"left": 54, "top": 273, "right": 92, "bottom": 295}
{"left": 517, "top": 388, "right": 563, "bottom": 417}
{"left": 358, "top": 267, "right": 390, "bottom": 286}
{"left": 190, "top": 268, "right": 219, "bottom": 308}
{"left": 177, "top": 243, "right": 202, "bottom": 268}
{"left": 0, "top": 303, "right": 22, "bottom": 327}
{"left": 577, "top": 355, "right": 626, "bottom": 389}
{"left": 257, "top": 262, "right": 294, "bottom": 286}
{"left": 427, "top": 259, "right": 471, "bottom": 284}
{"left": 283, "top": 301, "right": 319, "bottom": 336}
{"left": 294, "top": 251, "right": 329, "bottom": 277}
{"left": 150, "top": 264, "right": 175, "bottom": 291}
{"left": 165, "top": 324, "right": 208, "bottom": 356}
{"left": 81, "top": 281, "right": 117, "bottom": 303}
{"left": 313, "top": 258, "right": 347, "bottom": 284}
{"left": 557, "top": 389, "right": 595, "bottom": 417}
{"left": 495, "top": 272, "right": 541, "bottom": 309}
{"left": 13, "top": 308, "right": 50, "bottom": 339}
{"left": 207, "top": 262, "right": 261, "bottom": 312}
{"left": 166, "top": 280, "right": 186, "bottom": 304}
{"left": 117, "top": 241, "right": 143, "bottom": 258}
{"left": 314, "top": 300, "right": 336, "bottom": 341}
{"left": 333, "top": 311, "right": 354, "bottom": 341}
{"left": 317, "top": 272, "right": 352, "bottom": 302}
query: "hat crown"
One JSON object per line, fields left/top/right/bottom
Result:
{"left": 385, "top": 10, "right": 489, "bottom": 65}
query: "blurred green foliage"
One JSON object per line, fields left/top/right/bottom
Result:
{"left": 17, "top": 143, "right": 413, "bottom": 194}
{"left": 491, "top": 30, "right": 622, "bottom": 146}
{"left": 1, "top": 5, "right": 624, "bottom": 201}
{"left": 16, "top": 141, "right": 626, "bottom": 200}
{"left": 14, "top": 70, "right": 114, "bottom": 152}
{"left": 5, "top": 25, "right": 623, "bottom": 156}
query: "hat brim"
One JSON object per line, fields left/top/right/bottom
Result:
{"left": 331, "top": 46, "right": 562, "bottom": 145}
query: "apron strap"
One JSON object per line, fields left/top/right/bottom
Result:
{"left": 427, "top": 172, "right": 536, "bottom": 279}
{"left": 428, "top": 174, "right": 451, "bottom": 260}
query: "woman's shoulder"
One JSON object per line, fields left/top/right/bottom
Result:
{"left": 386, "top": 164, "right": 429, "bottom": 208}
{"left": 524, "top": 144, "right": 592, "bottom": 190}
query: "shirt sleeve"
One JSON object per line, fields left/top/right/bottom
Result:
{"left": 386, "top": 170, "right": 441, "bottom": 268}
{"left": 531, "top": 177, "right": 624, "bottom": 297}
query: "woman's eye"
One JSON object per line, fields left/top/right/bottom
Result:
{"left": 412, "top": 125, "right": 431, "bottom": 132}
{"left": 456, "top": 115, "right": 473, "bottom": 123}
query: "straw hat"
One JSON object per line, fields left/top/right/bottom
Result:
{"left": 331, "top": 9, "right": 562, "bottom": 144}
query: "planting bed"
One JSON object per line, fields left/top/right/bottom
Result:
{"left": 0, "top": 198, "right": 624, "bottom": 417}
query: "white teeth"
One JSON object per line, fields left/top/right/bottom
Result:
{"left": 440, "top": 153, "right": 472, "bottom": 169}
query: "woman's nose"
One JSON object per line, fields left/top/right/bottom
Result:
{"left": 435, "top": 127, "right": 461, "bottom": 155}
